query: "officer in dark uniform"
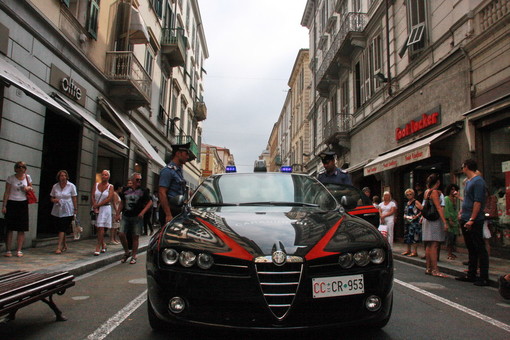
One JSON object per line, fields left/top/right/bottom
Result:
{"left": 158, "top": 143, "right": 195, "bottom": 225}
{"left": 317, "top": 151, "right": 352, "bottom": 185}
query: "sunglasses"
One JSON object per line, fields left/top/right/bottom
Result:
{"left": 15, "top": 165, "right": 26, "bottom": 169}
{"left": 135, "top": 178, "right": 142, "bottom": 182}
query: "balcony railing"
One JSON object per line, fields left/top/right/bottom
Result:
{"left": 175, "top": 135, "right": 199, "bottom": 160}
{"left": 105, "top": 51, "right": 151, "bottom": 108}
{"left": 161, "top": 28, "right": 187, "bottom": 68}
{"left": 316, "top": 12, "right": 367, "bottom": 92}
{"left": 323, "top": 112, "right": 351, "bottom": 143}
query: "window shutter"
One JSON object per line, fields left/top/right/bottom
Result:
{"left": 87, "top": 0, "right": 100, "bottom": 40}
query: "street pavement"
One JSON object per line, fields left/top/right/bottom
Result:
{"left": 0, "top": 233, "right": 507, "bottom": 288}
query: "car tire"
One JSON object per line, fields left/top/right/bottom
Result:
{"left": 148, "top": 298, "right": 168, "bottom": 331}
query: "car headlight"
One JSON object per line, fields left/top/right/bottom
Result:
{"left": 162, "top": 248, "right": 179, "bottom": 265}
{"left": 353, "top": 250, "right": 370, "bottom": 266}
{"left": 338, "top": 253, "right": 354, "bottom": 269}
{"left": 369, "top": 248, "right": 385, "bottom": 264}
{"left": 179, "top": 251, "right": 197, "bottom": 267}
{"left": 197, "top": 253, "right": 214, "bottom": 269}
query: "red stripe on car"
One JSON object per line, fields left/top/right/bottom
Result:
{"left": 305, "top": 217, "right": 343, "bottom": 260}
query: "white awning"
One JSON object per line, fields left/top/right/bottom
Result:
{"left": 129, "top": 6, "right": 150, "bottom": 44}
{"left": 0, "top": 57, "right": 70, "bottom": 117}
{"left": 364, "top": 129, "right": 452, "bottom": 176}
{"left": 54, "top": 94, "right": 128, "bottom": 149}
{"left": 99, "top": 98, "right": 166, "bottom": 169}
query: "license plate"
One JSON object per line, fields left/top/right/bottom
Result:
{"left": 312, "top": 274, "right": 364, "bottom": 298}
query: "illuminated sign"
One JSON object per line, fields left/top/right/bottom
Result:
{"left": 395, "top": 106, "right": 441, "bottom": 141}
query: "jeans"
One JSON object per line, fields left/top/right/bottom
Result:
{"left": 460, "top": 219, "right": 489, "bottom": 279}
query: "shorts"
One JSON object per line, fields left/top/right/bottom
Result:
{"left": 120, "top": 215, "right": 143, "bottom": 236}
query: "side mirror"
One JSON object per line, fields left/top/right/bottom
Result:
{"left": 168, "top": 195, "right": 185, "bottom": 207}
{"left": 340, "top": 195, "right": 357, "bottom": 210}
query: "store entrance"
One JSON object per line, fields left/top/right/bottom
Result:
{"left": 37, "top": 110, "right": 80, "bottom": 238}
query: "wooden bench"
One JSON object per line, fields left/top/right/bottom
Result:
{"left": 0, "top": 270, "right": 75, "bottom": 322}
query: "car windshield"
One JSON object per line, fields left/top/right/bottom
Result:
{"left": 323, "top": 184, "right": 373, "bottom": 207}
{"left": 191, "top": 173, "right": 338, "bottom": 210}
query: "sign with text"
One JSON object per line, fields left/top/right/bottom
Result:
{"left": 49, "top": 64, "right": 87, "bottom": 106}
{"left": 395, "top": 106, "right": 441, "bottom": 141}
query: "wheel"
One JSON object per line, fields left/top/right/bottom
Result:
{"left": 148, "top": 298, "right": 168, "bottom": 331}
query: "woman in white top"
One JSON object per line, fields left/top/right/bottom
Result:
{"left": 379, "top": 191, "right": 397, "bottom": 247}
{"left": 91, "top": 170, "right": 114, "bottom": 256}
{"left": 50, "top": 170, "right": 78, "bottom": 254}
{"left": 2, "top": 161, "right": 34, "bottom": 257}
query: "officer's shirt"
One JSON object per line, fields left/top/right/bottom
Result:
{"left": 317, "top": 168, "right": 352, "bottom": 185}
{"left": 159, "top": 161, "right": 186, "bottom": 198}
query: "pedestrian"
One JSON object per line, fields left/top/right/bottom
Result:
{"left": 50, "top": 170, "right": 78, "bottom": 254}
{"left": 159, "top": 143, "right": 195, "bottom": 225}
{"left": 422, "top": 173, "right": 448, "bottom": 278}
{"left": 91, "top": 170, "right": 114, "bottom": 256}
{"left": 362, "top": 187, "right": 371, "bottom": 199}
{"left": 317, "top": 151, "right": 352, "bottom": 185}
{"left": 116, "top": 173, "right": 152, "bottom": 264}
{"left": 109, "top": 182, "right": 122, "bottom": 245}
{"left": 402, "top": 188, "right": 422, "bottom": 257}
{"left": 372, "top": 195, "right": 381, "bottom": 208}
{"left": 444, "top": 184, "right": 460, "bottom": 260}
{"left": 456, "top": 159, "right": 489, "bottom": 286}
{"left": 2, "top": 161, "right": 33, "bottom": 257}
{"left": 378, "top": 191, "right": 397, "bottom": 247}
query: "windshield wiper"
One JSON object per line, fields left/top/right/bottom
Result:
{"left": 192, "top": 203, "right": 238, "bottom": 207}
{"left": 238, "top": 201, "right": 319, "bottom": 207}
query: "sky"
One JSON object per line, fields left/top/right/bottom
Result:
{"left": 198, "top": 0, "right": 309, "bottom": 173}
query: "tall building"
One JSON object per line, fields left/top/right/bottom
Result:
{"left": 200, "top": 143, "right": 234, "bottom": 177}
{"left": 0, "top": 0, "right": 208, "bottom": 246}
{"left": 301, "top": 0, "right": 510, "bottom": 251}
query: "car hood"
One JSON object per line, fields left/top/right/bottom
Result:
{"left": 162, "top": 207, "right": 380, "bottom": 259}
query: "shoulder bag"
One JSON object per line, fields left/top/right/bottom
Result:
{"left": 422, "top": 190, "right": 439, "bottom": 221}
{"left": 25, "top": 175, "right": 38, "bottom": 204}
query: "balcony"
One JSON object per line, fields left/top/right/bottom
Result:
{"left": 105, "top": 51, "right": 151, "bottom": 110}
{"left": 323, "top": 112, "right": 351, "bottom": 148}
{"left": 316, "top": 12, "right": 367, "bottom": 97}
{"left": 175, "top": 135, "right": 199, "bottom": 160}
{"left": 161, "top": 28, "right": 187, "bottom": 71}
{"left": 194, "top": 100, "right": 207, "bottom": 121}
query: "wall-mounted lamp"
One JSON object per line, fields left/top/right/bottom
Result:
{"left": 374, "top": 72, "right": 389, "bottom": 83}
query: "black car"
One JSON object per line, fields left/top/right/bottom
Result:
{"left": 323, "top": 183, "right": 380, "bottom": 228}
{"left": 147, "top": 173, "right": 393, "bottom": 332}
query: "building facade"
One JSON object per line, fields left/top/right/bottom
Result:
{"left": 0, "top": 0, "right": 208, "bottom": 247}
{"left": 200, "top": 143, "right": 234, "bottom": 178}
{"left": 301, "top": 0, "right": 510, "bottom": 255}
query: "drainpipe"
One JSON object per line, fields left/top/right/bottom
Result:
{"left": 385, "top": 0, "right": 392, "bottom": 96}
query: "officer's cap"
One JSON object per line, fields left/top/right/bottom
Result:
{"left": 171, "top": 142, "right": 196, "bottom": 161}
{"left": 319, "top": 151, "right": 336, "bottom": 163}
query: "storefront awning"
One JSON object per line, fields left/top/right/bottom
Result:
{"left": 364, "top": 129, "right": 452, "bottom": 176}
{"left": 54, "top": 94, "right": 128, "bottom": 149}
{"left": 99, "top": 98, "right": 166, "bottom": 169}
{"left": 0, "top": 57, "right": 70, "bottom": 117}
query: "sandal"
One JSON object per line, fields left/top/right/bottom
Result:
{"left": 401, "top": 251, "right": 411, "bottom": 255}
{"left": 16, "top": 251, "right": 23, "bottom": 257}
{"left": 62, "top": 246, "right": 68, "bottom": 252}
{"left": 408, "top": 253, "right": 418, "bottom": 257}
{"left": 94, "top": 251, "right": 100, "bottom": 256}
{"left": 432, "top": 270, "right": 448, "bottom": 278}
{"left": 425, "top": 269, "right": 432, "bottom": 275}
{"left": 55, "top": 249, "right": 62, "bottom": 254}
{"left": 121, "top": 252, "right": 131, "bottom": 263}
{"left": 4, "top": 251, "right": 12, "bottom": 257}
{"left": 447, "top": 255, "right": 455, "bottom": 260}
{"left": 130, "top": 257, "right": 137, "bottom": 264}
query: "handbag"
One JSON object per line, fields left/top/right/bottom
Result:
{"left": 72, "top": 215, "right": 83, "bottom": 240}
{"left": 422, "top": 190, "right": 439, "bottom": 221}
{"left": 25, "top": 176, "right": 38, "bottom": 204}
{"left": 90, "top": 210, "right": 98, "bottom": 221}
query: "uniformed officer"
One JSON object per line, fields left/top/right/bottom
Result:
{"left": 317, "top": 151, "right": 352, "bottom": 185}
{"left": 158, "top": 143, "right": 195, "bottom": 225}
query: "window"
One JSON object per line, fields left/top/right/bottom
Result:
{"left": 152, "top": 0, "right": 163, "bottom": 19}
{"left": 371, "top": 35, "right": 383, "bottom": 91}
{"left": 399, "top": 0, "right": 427, "bottom": 58}
{"left": 355, "top": 62, "right": 361, "bottom": 109}
{"left": 87, "top": 0, "right": 100, "bottom": 39}
{"left": 144, "top": 47, "right": 154, "bottom": 77}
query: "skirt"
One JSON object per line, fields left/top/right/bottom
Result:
{"left": 422, "top": 218, "right": 445, "bottom": 242}
{"left": 5, "top": 200, "right": 29, "bottom": 232}
{"left": 53, "top": 215, "right": 74, "bottom": 233}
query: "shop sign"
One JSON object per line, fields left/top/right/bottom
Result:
{"left": 49, "top": 64, "right": 87, "bottom": 106}
{"left": 395, "top": 106, "right": 441, "bottom": 141}
{"left": 503, "top": 160, "right": 510, "bottom": 173}
{"left": 364, "top": 144, "right": 431, "bottom": 176}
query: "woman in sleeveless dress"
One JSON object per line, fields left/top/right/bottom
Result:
{"left": 91, "top": 170, "right": 113, "bottom": 255}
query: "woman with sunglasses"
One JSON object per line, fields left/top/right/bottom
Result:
{"left": 2, "top": 161, "right": 33, "bottom": 257}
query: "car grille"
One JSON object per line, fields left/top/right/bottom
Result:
{"left": 255, "top": 262, "right": 303, "bottom": 319}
